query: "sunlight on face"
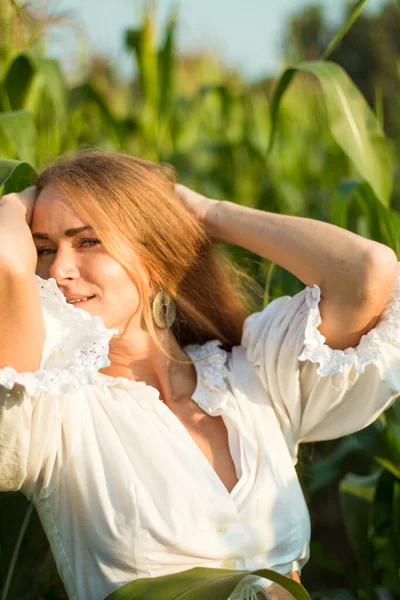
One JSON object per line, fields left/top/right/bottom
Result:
{"left": 32, "top": 184, "right": 146, "bottom": 332}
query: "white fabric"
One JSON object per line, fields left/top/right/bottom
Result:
{"left": 1, "top": 266, "right": 400, "bottom": 600}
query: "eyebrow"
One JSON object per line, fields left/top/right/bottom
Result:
{"left": 32, "top": 226, "right": 94, "bottom": 241}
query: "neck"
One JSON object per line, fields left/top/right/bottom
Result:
{"left": 100, "top": 326, "right": 196, "bottom": 404}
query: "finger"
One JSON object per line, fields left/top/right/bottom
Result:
{"left": 20, "top": 186, "right": 37, "bottom": 199}
{"left": 174, "top": 183, "right": 191, "bottom": 198}
{"left": 175, "top": 183, "right": 205, "bottom": 202}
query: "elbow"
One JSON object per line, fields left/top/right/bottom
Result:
{"left": 363, "top": 244, "right": 398, "bottom": 306}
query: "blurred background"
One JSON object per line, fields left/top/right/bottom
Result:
{"left": 0, "top": 0, "right": 400, "bottom": 598}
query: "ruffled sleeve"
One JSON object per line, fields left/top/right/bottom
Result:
{"left": 0, "top": 276, "right": 116, "bottom": 494}
{"left": 241, "top": 263, "right": 400, "bottom": 455}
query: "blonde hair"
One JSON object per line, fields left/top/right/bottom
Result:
{"left": 35, "top": 150, "right": 262, "bottom": 352}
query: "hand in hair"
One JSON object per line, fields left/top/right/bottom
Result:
{"left": 175, "top": 184, "right": 220, "bottom": 242}
{"left": 2, "top": 186, "right": 38, "bottom": 228}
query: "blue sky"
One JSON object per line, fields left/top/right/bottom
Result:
{"left": 46, "top": 0, "right": 387, "bottom": 81}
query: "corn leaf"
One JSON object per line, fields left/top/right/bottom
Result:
{"left": 158, "top": 4, "right": 178, "bottom": 119}
{"left": 0, "top": 110, "right": 38, "bottom": 167}
{"left": 0, "top": 503, "right": 34, "bottom": 600}
{"left": 2, "top": 54, "right": 35, "bottom": 110}
{"left": 306, "top": 436, "right": 361, "bottom": 494}
{"left": 393, "top": 482, "right": 400, "bottom": 549}
{"left": 70, "top": 84, "right": 122, "bottom": 146}
{"left": 321, "top": 0, "right": 368, "bottom": 60}
{"left": 332, "top": 179, "right": 400, "bottom": 251}
{"left": 339, "top": 470, "right": 382, "bottom": 595}
{"left": 32, "top": 57, "right": 67, "bottom": 130}
{"left": 371, "top": 470, "right": 400, "bottom": 592}
{"left": 352, "top": 417, "right": 400, "bottom": 480}
{"left": 331, "top": 179, "right": 361, "bottom": 229}
{"left": 125, "top": 4, "right": 159, "bottom": 147}
{"left": 0, "top": 158, "right": 36, "bottom": 193}
{"left": 3, "top": 53, "right": 67, "bottom": 124}
{"left": 104, "top": 566, "right": 311, "bottom": 600}
{"left": 268, "top": 61, "right": 392, "bottom": 206}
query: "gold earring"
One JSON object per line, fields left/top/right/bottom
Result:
{"left": 152, "top": 291, "right": 176, "bottom": 329}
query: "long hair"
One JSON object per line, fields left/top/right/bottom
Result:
{"left": 35, "top": 151, "right": 262, "bottom": 352}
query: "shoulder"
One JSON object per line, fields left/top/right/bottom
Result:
{"left": 1, "top": 277, "right": 117, "bottom": 398}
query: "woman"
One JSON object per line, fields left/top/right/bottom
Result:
{"left": 0, "top": 150, "right": 399, "bottom": 600}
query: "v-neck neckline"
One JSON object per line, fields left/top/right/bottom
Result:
{"left": 169, "top": 342, "right": 243, "bottom": 498}
{"left": 157, "top": 398, "right": 243, "bottom": 499}
{"left": 95, "top": 341, "right": 244, "bottom": 500}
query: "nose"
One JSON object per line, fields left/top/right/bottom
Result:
{"left": 49, "top": 246, "right": 80, "bottom": 282}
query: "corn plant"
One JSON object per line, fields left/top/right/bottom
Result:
{"left": 104, "top": 567, "right": 311, "bottom": 600}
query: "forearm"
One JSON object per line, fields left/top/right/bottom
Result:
{"left": 206, "top": 200, "right": 397, "bottom": 305}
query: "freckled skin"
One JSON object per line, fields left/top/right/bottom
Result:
{"left": 32, "top": 183, "right": 146, "bottom": 334}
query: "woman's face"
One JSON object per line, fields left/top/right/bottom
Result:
{"left": 32, "top": 184, "right": 147, "bottom": 332}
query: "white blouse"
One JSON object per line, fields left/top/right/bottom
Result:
{"left": 1, "top": 265, "right": 400, "bottom": 600}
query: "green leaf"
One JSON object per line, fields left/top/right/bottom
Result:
{"left": 32, "top": 57, "right": 67, "bottom": 126}
{"left": 0, "top": 110, "right": 38, "bottom": 167}
{"left": 305, "top": 436, "right": 361, "bottom": 494}
{"left": 371, "top": 471, "right": 400, "bottom": 592}
{"left": 268, "top": 61, "right": 392, "bottom": 206}
{"left": 158, "top": 4, "right": 178, "bottom": 119}
{"left": 331, "top": 179, "right": 361, "bottom": 229}
{"left": 263, "top": 261, "right": 277, "bottom": 306}
{"left": 353, "top": 418, "right": 400, "bottom": 480}
{"left": 309, "top": 590, "right": 358, "bottom": 600}
{"left": 339, "top": 470, "right": 382, "bottom": 593}
{"left": 0, "top": 158, "right": 36, "bottom": 193}
{"left": 70, "top": 84, "right": 121, "bottom": 146}
{"left": 125, "top": 5, "right": 159, "bottom": 147}
{"left": 0, "top": 503, "right": 34, "bottom": 600}
{"left": 104, "top": 566, "right": 311, "bottom": 600}
{"left": 321, "top": 0, "right": 368, "bottom": 60}
{"left": 331, "top": 179, "right": 400, "bottom": 250}
{"left": 2, "top": 53, "right": 67, "bottom": 133}
{"left": 3, "top": 54, "right": 35, "bottom": 110}
{"left": 393, "top": 482, "right": 400, "bottom": 550}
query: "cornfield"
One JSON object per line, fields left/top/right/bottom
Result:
{"left": 0, "top": 0, "right": 399, "bottom": 598}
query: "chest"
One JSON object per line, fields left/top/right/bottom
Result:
{"left": 65, "top": 384, "right": 311, "bottom": 579}
{"left": 170, "top": 399, "right": 239, "bottom": 494}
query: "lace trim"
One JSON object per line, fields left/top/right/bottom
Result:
{"left": 0, "top": 277, "right": 118, "bottom": 397}
{"left": 298, "top": 262, "right": 400, "bottom": 376}
{"left": 185, "top": 340, "right": 230, "bottom": 414}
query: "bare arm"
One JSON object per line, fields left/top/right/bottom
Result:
{"left": 206, "top": 201, "right": 398, "bottom": 350}
{"left": 0, "top": 191, "right": 45, "bottom": 372}
{"left": 175, "top": 184, "right": 398, "bottom": 351}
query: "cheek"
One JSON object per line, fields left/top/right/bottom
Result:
{"left": 99, "top": 261, "right": 143, "bottom": 305}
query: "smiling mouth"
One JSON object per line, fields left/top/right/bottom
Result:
{"left": 67, "top": 295, "right": 96, "bottom": 305}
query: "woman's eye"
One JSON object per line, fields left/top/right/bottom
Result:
{"left": 37, "top": 239, "right": 101, "bottom": 256}
{"left": 37, "top": 247, "right": 55, "bottom": 256}
{"left": 81, "top": 238, "right": 101, "bottom": 247}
